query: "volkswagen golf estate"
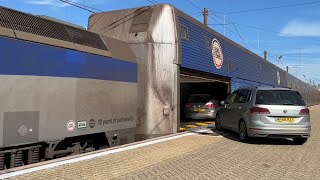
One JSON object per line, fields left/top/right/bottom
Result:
{"left": 215, "top": 87, "right": 311, "bottom": 144}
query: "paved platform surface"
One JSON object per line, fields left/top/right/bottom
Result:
{"left": 5, "top": 105, "right": 320, "bottom": 180}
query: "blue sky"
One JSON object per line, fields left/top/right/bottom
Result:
{"left": 1, "top": 0, "right": 320, "bottom": 86}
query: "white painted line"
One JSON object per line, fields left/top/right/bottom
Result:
{"left": 0, "top": 133, "right": 193, "bottom": 179}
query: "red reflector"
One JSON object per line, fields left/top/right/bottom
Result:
{"left": 185, "top": 103, "right": 192, "bottom": 109}
{"left": 299, "top": 108, "right": 309, "bottom": 115}
{"left": 206, "top": 103, "right": 215, "bottom": 108}
{"left": 250, "top": 107, "right": 270, "bottom": 114}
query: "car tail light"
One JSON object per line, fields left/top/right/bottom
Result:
{"left": 206, "top": 102, "right": 215, "bottom": 108}
{"left": 185, "top": 103, "right": 192, "bottom": 109}
{"left": 299, "top": 108, "right": 309, "bottom": 115}
{"left": 250, "top": 107, "right": 270, "bottom": 114}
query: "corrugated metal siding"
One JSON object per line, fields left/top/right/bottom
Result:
{"left": 179, "top": 17, "right": 287, "bottom": 88}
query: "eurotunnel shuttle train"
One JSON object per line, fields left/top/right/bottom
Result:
{"left": 0, "top": 6, "right": 137, "bottom": 169}
{"left": 0, "top": 4, "right": 320, "bottom": 170}
{"left": 88, "top": 4, "right": 320, "bottom": 138}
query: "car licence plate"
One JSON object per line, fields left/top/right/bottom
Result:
{"left": 194, "top": 108, "right": 205, "bottom": 112}
{"left": 277, "top": 117, "right": 295, "bottom": 123}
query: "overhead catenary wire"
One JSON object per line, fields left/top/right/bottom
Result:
{"left": 185, "top": 0, "right": 202, "bottom": 10}
{"left": 210, "top": 13, "right": 320, "bottom": 43}
{"left": 145, "top": 0, "right": 159, "bottom": 5}
{"left": 209, "top": 13, "right": 319, "bottom": 63}
{"left": 208, "top": 15, "right": 264, "bottom": 55}
{"left": 231, "top": 23, "right": 248, "bottom": 48}
{"left": 184, "top": 0, "right": 272, "bottom": 56}
{"left": 62, "top": 0, "right": 103, "bottom": 12}
{"left": 227, "top": 0, "right": 320, "bottom": 14}
{"left": 59, "top": 0, "right": 96, "bottom": 13}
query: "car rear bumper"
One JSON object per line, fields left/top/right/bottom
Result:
{"left": 185, "top": 112, "right": 216, "bottom": 119}
{"left": 247, "top": 123, "right": 311, "bottom": 138}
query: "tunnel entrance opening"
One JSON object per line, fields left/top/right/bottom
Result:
{"left": 179, "top": 68, "right": 230, "bottom": 129}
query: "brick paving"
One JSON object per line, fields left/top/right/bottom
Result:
{"left": 7, "top": 105, "right": 320, "bottom": 180}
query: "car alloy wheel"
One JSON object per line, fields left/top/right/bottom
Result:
{"left": 239, "top": 120, "right": 248, "bottom": 142}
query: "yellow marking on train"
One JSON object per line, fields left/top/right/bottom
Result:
{"left": 185, "top": 125, "right": 198, "bottom": 128}
{"left": 195, "top": 123, "right": 208, "bottom": 126}
{"left": 204, "top": 122, "right": 215, "bottom": 124}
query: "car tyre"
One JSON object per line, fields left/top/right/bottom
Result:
{"left": 215, "top": 115, "right": 222, "bottom": 131}
{"left": 293, "top": 138, "right": 308, "bottom": 145}
{"left": 239, "top": 120, "right": 249, "bottom": 142}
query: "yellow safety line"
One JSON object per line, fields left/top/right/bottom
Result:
{"left": 195, "top": 123, "right": 208, "bottom": 126}
{"left": 204, "top": 122, "right": 215, "bottom": 124}
{"left": 185, "top": 125, "right": 198, "bottom": 128}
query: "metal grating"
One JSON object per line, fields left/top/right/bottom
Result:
{"left": 0, "top": 6, "right": 108, "bottom": 51}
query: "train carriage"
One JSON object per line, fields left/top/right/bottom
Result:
{"left": 0, "top": 6, "right": 137, "bottom": 169}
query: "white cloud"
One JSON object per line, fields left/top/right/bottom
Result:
{"left": 26, "top": 0, "right": 78, "bottom": 8}
{"left": 279, "top": 19, "right": 320, "bottom": 37}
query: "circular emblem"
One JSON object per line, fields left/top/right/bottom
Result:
{"left": 67, "top": 120, "right": 76, "bottom": 132}
{"left": 283, "top": 109, "right": 287, "bottom": 114}
{"left": 277, "top": 71, "right": 281, "bottom": 85}
{"left": 17, "top": 125, "right": 28, "bottom": 137}
{"left": 212, "top": 39, "right": 223, "bottom": 69}
{"left": 89, "top": 119, "right": 95, "bottom": 128}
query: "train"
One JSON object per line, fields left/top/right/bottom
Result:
{"left": 0, "top": 6, "right": 137, "bottom": 169}
{"left": 88, "top": 4, "right": 320, "bottom": 137}
{"left": 0, "top": 4, "right": 319, "bottom": 170}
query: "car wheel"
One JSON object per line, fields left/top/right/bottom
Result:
{"left": 215, "top": 115, "right": 222, "bottom": 131}
{"left": 239, "top": 120, "right": 249, "bottom": 142}
{"left": 293, "top": 138, "right": 308, "bottom": 145}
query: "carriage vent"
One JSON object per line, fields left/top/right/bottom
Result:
{"left": 0, "top": 6, "right": 108, "bottom": 51}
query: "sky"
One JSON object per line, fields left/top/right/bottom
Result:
{"left": 1, "top": 0, "right": 320, "bottom": 86}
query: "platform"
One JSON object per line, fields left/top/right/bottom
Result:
{"left": 2, "top": 105, "right": 320, "bottom": 180}
{"left": 1, "top": 129, "right": 222, "bottom": 180}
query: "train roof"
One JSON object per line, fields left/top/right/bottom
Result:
{"left": 0, "top": 6, "right": 136, "bottom": 63}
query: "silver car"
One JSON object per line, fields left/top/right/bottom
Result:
{"left": 184, "top": 94, "right": 219, "bottom": 120}
{"left": 215, "top": 87, "right": 311, "bottom": 144}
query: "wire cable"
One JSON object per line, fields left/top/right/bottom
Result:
{"left": 59, "top": 0, "right": 95, "bottom": 13}
{"left": 210, "top": 13, "right": 320, "bottom": 43}
{"left": 231, "top": 23, "right": 248, "bottom": 48}
{"left": 227, "top": 0, "right": 320, "bottom": 14}
{"left": 62, "top": 0, "right": 102, "bottom": 12}
{"left": 208, "top": 15, "right": 262, "bottom": 54}
{"left": 145, "top": 0, "right": 158, "bottom": 5}
{"left": 185, "top": 0, "right": 283, "bottom": 61}
{"left": 185, "top": 0, "right": 202, "bottom": 10}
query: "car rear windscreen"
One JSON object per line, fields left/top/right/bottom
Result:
{"left": 255, "top": 90, "right": 305, "bottom": 106}
{"left": 187, "top": 95, "right": 212, "bottom": 103}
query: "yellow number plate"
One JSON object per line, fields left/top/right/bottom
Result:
{"left": 277, "top": 117, "right": 295, "bottom": 123}
{"left": 194, "top": 108, "right": 205, "bottom": 112}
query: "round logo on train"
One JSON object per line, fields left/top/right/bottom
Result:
{"left": 277, "top": 70, "right": 281, "bottom": 85}
{"left": 212, "top": 39, "right": 223, "bottom": 69}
